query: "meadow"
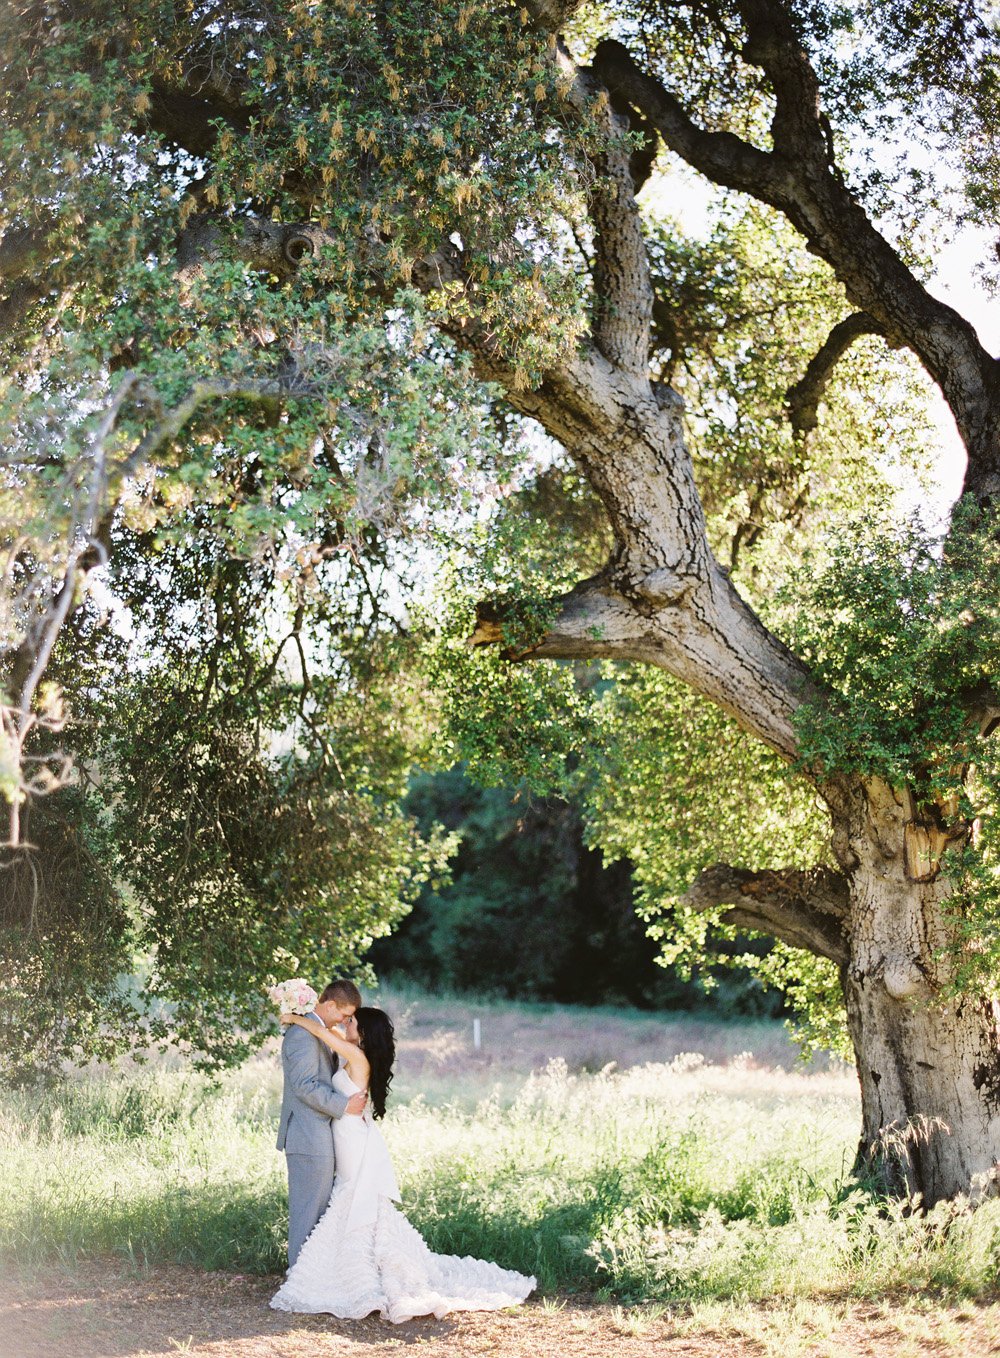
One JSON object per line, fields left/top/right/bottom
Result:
{"left": 4, "top": 984, "right": 1000, "bottom": 1314}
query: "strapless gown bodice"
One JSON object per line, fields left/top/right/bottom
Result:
{"left": 327, "top": 1066, "right": 400, "bottom": 1213}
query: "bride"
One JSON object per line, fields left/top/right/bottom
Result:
{"left": 270, "top": 1005, "right": 536, "bottom": 1323}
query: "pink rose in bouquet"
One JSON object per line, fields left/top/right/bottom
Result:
{"left": 268, "top": 978, "right": 318, "bottom": 1015}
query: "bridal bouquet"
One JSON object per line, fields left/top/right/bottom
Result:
{"left": 268, "top": 978, "right": 318, "bottom": 1015}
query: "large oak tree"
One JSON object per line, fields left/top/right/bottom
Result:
{"left": 5, "top": 0, "right": 1000, "bottom": 1202}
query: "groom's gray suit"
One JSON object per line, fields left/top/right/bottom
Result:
{"left": 276, "top": 1013, "right": 349, "bottom": 1266}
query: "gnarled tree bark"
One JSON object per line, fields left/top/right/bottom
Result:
{"left": 468, "top": 0, "right": 1000, "bottom": 1204}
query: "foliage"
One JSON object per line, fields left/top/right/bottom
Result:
{"left": 0, "top": 517, "right": 458, "bottom": 1078}
{"left": 774, "top": 500, "right": 1000, "bottom": 796}
{"left": 1, "top": 0, "right": 593, "bottom": 376}
{"left": 423, "top": 202, "right": 927, "bottom": 1052}
{"left": 0, "top": 0, "right": 985, "bottom": 1087}
{"left": 0, "top": 0, "right": 598, "bottom": 1075}
{"left": 373, "top": 766, "right": 781, "bottom": 1012}
{"left": 644, "top": 206, "right": 935, "bottom": 575}
{"left": 106, "top": 683, "right": 447, "bottom": 1072}
{"left": 581, "top": 666, "right": 844, "bottom": 1051}
{"left": 0, "top": 789, "right": 137, "bottom": 1084}
{"left": 771, "top": 500, "right": 1000, "bottom": 1004}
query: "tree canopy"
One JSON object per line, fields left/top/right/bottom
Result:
{"left": 6, "top": 0, "right": 1000, "bottom": 1201}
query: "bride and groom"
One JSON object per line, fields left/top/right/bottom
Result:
{"left": 271, "top": 978, "right": 535, "bottom": 1323}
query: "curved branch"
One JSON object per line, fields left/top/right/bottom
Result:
{"left": 543, "top": 39, "right": 653, "bottom": 375}
{"left": 739, "top": 0, "right": 830, "bottom": 160}
{"left": 592, "top": 38, "right": 784, "bottom": 202}
{"left": 786, "top": 311, "right": 886, "bottom": 437}
{"left": 173, "top": 211, "right": 811, "bottom": 758}
{"left": 582, "top": 65, "right": 654, "bottom": 375}
{"left": 592, "top": 32, "right": 1000, "bottom": 499}
{"left": 469, "top": 533, "right": 812, "bottom": 761}
{"left": 684, "top": 863, "right": 849, "bottom": 963}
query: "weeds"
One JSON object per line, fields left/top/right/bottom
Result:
{"left": 3, "top": 1030, "right": 1000, "bottom": 1304}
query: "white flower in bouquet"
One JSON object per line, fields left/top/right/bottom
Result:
{"left": 268, "top": 978, "right": 318, "bottom": 1015}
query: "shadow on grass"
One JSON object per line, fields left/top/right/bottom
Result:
{"left": 0, "top": 1261, "right": 467, "bottom": 1357}
{"left": 7, "top": 1178, "right": 289, "bottom": 1275}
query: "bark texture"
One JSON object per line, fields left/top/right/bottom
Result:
{"left": 684, "top": 864, "right": 848, "bottom": 964}
{"left": 465, "top": 345, "right": 811, "bottom": 758}
{"left": 832, "top": 777, "right": 1000, "bottom": 1201}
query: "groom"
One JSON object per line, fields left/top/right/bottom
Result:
{"left": 277, "top": 978, "right": 367, "bottom": 1266}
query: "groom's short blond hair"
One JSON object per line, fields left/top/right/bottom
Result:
{"left": 319, "top": 979, "right": 362, "bottom": 1008}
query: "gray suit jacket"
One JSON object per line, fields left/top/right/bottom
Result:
{"left": 276, "top": 1015, "right": 350, "bottom": 1156}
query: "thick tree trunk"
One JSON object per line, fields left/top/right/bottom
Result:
{"left": 836, "top": 777, "right": 1000, "bottom": 1203}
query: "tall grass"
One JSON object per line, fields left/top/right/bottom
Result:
{"left": 4, "top": 1044, "right": 1000, "bottom": 1302}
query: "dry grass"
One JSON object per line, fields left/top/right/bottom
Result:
{"left": 10, "top": 995, "right": 999, "bottom": 1356}
{"left": 379, "top": 982, "right": 841, "bottom": 1090}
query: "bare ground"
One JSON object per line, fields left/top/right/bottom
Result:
{"left": 4, "top": 1261, "right": 1000, "bottom": 1358}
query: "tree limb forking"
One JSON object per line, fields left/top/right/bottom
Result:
{"left": 463, "top": 347, "right": 814, "bottom": 758}
{"left": 399, "top": 235, "right": 814, "bottom": 758}
{"left": 167, "top": 190, "right": 814, "bottom": 760}
{"left": 591, "top": 29, "right": 1000, "bottom": 499}
{"left": 684, "top": 863, "right": 850, "bottom": 963}
{"left": 739, "top": 0, "right": 830, "bottom": 161}
{"left": 786, "top": 312, "right": 887, "bottom": 437}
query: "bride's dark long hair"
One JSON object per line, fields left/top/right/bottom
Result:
{"left": 355, "top": 1007, "right": 395, "bottom": 1119}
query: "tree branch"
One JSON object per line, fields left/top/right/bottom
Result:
{"left": 176, "top": 216, "right": 334, "bottom": 286}
{"left": 538, "top": 37, "right": 654, "bottom": 375}
{"left": 592, "top": 38, "right": 784, "bottom": 201}
{"left": 684, "top": 863, "right": 849, "bottom": 963}
{"left": 124, "top": 375, "right": 303, "bottom": 471}
{"left": 520, "top": 0, "right": 588, "bottom": 32}
{"left": 169, "top": 203, "right": 815, "bottom": 758}
{"left": 786, "top": 311, "right": 886, "bottom": 437}
{"left": 582, "top": 64, "right": 654, "bottom": 374}
{"left": 592, "top": 29, "right": 1000, "bottom": 498}
{"left": 739, "top": 0, "right": 829, "bottom": 161}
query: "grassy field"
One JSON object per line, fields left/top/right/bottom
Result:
{"left": 4, "top": 985, "right": 1000, "bottom": 1312}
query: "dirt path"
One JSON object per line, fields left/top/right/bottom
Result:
{"left": 4, "top": 1261, "right": 1000, "bottom": 1358}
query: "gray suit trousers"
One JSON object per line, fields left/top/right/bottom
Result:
{"left": 286, "top": 1152, "right": 336, "bottom": 1266}
{"left": 277, "top": 1017, "right": 349, "bottom": 1266}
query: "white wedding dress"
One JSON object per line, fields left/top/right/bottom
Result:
{"left": 270, "top": 1067, "right": 536, "bottom": 1322}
